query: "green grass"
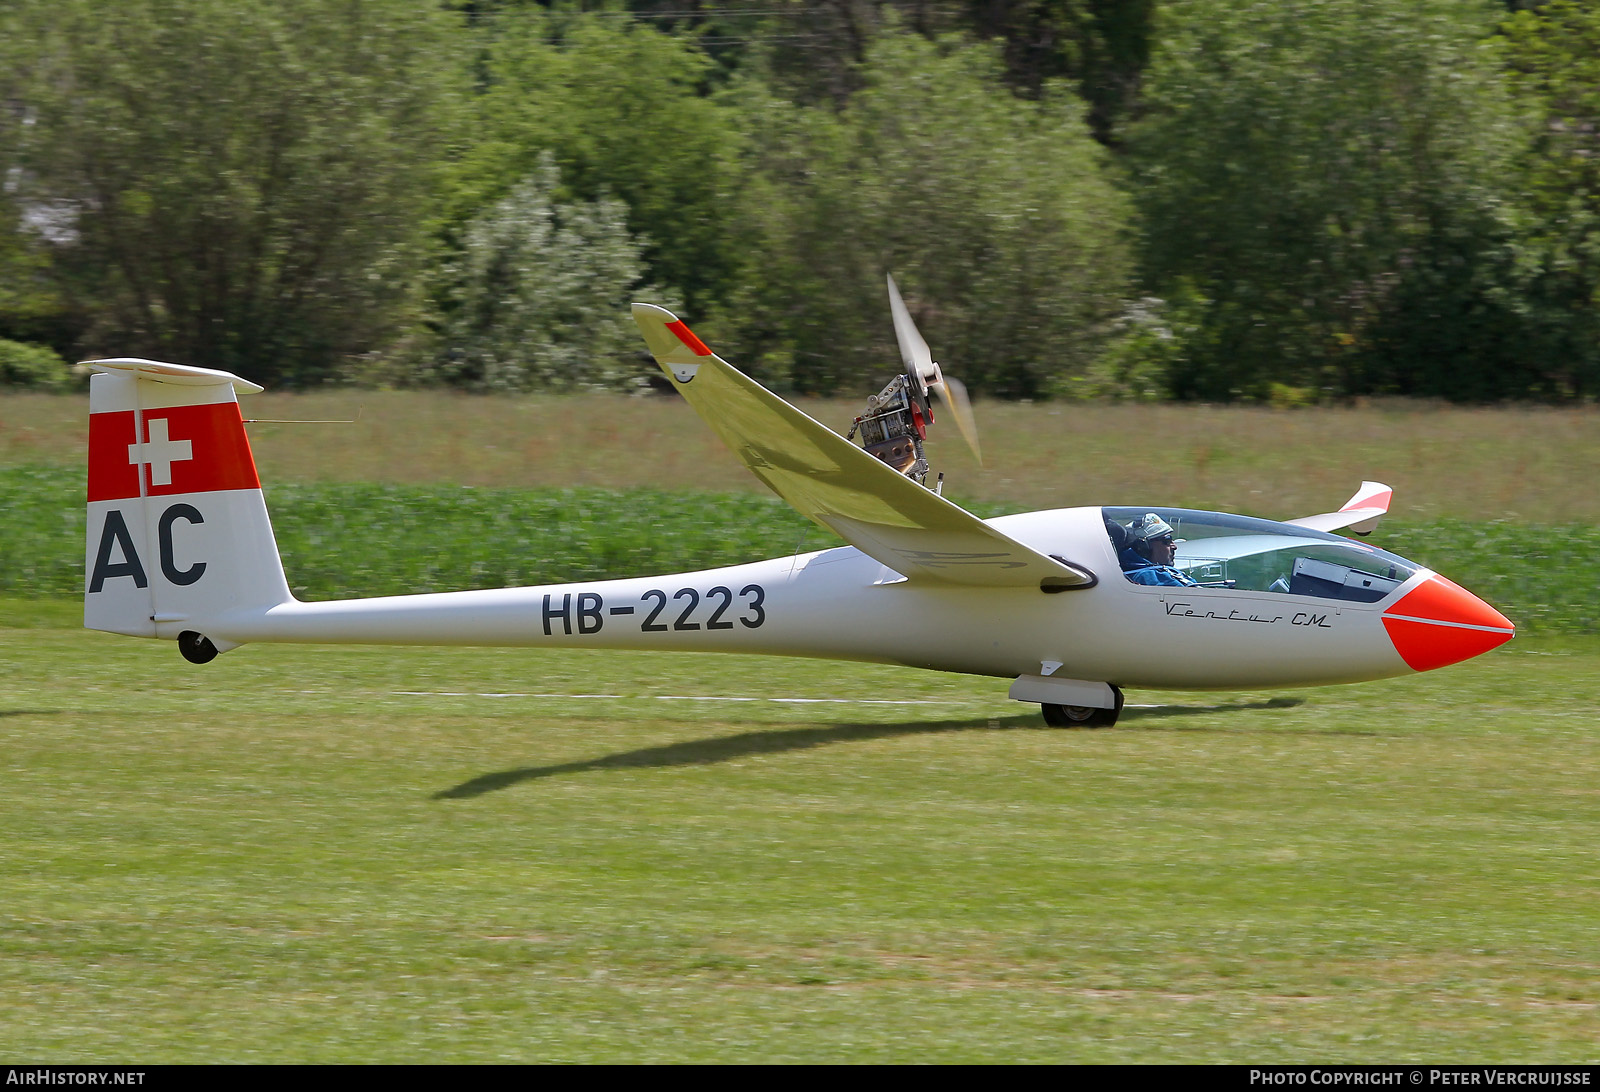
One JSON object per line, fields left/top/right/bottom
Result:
{"left": 8, "top": 389, "right": 1596, "bottom": 1059}
{"left": 4, "top": 466, "right": 1595, "bottom": 632}
{"left": 6, "top": 389, "right": 1600, "bottom": 522}
{"left": 1, "top": 599, "right": 1595, "bottom": 1061}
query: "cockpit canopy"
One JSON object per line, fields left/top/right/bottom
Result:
{"left": 1103, "top": 506, "right": 1422, "bottom": 603}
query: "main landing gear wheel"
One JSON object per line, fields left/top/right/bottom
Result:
{"left": 1042, "top": 685, "right": 1124, "bottom": 728}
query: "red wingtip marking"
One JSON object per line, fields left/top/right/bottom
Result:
{"left": 665, "top": 320, "right": 712, "bottom": 357}
{"left": 1342, "top": 488, "right": 1391, "bottom": 512}
{"left": 1382, "top": 576, "right": 1514, "bottom": 672}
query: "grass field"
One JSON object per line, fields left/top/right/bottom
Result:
{"left": 5, "top": 389, "right": 1599, "bottom": 521}
{"left": 1, "top": 599, "right": 1596, "bottom": 1062}
{"left": 2, "top": 390, "right": 1597, "bottom": 1060}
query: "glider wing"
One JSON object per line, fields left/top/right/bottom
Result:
{"left": 631, "top": 304, "right": 1094, "bottom": 590}
{"left": 1285, "top": 481, "right": 1393, "bottom": 536}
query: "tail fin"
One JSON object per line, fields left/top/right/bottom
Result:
{"left": 84, "top": 358, "right": 291, "bottom": 657}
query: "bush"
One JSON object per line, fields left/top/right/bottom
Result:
{"left": 721, "top": 29, "right": 1131, "bottom": 398}
{"left": 4, "top": 0, "right": 457, "bottom": 387}
{"left": 0, "top": 339, "right": 71, "bottom": 390}
{"left": 430, "top": 155, "right": 679, "bottom": 392}
{"left": 1131, "top": 0, "right": 1529, "bottom": 401}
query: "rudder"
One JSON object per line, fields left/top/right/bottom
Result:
{"left": 84, "top": 358, "right": 291, "bottom": 654}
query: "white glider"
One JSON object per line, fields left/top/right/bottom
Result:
{"left": 81, "top": 295, "right": 1513, "bottom": 727}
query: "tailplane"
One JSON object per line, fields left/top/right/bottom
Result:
{"left": 84, "top": 358, "right": 291, "bottom": 659}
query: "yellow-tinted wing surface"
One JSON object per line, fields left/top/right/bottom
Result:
{"left": 632, "top": 304, "right": 1094, "bottom": 590}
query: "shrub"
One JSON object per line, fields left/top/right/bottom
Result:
{"left": 0, "top": 339, "right": 71, "bottom": 390}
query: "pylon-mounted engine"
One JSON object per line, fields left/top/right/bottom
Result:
{"left": 844, "top": 275, "right": 982, "bottom": 492}
{"left": 846, "top": 372, "right": 934, "bottom": 485}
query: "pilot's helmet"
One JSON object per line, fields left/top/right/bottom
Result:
{"left": 1128, "top": 512, "right": 1176, "bottom": 545}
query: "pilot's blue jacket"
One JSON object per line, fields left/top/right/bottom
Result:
{"left": 1119, "top": 547, "right": 1201, "bottom": 587}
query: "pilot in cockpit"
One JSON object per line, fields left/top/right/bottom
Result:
{"left": 1115, "top": 513, "right": 1201, "bottom": 587}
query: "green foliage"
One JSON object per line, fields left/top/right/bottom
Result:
{"left": 1378, "top": 517, "right": 1600, "bottom": 636}
{"left": 0, "top": 340, "right": 72, "bottom": 391}
{"left": 0, "top": 466, "right": 825, "bottom": 601}
{"left": 963, "top": 0, "right": 1156, "bottom": 143}
{"left": 3, "top": 2, "right": 1599, "bottom": 402}
{"left": 267, "top": 481, "right": 821, "bottom": 599}
{"left": 431, "top": 155, "right": 677, "bottom": 391}
{"left": 2, "top": 0, "right": 461, "bottom": 387}
{"left": 451, "top": 12, "right": 745, "bottom": 320}
{"left": 1131, "top": 0, "right": 1533, "bottom": 401}
{"left": 0, "top": 467, "right": 86, "bottom": 596}
{"left": 0, "top": 17, "right": 66, "bottom": 346}
{"left": 1498, "top": 0, "right": 1600, "bottom": 399}
{"left": 0, "top": 188, "right": 65, "bottom": 350}
{"left": 722, "top": 29, "right": 1131, "bottom": 398}
{"left": 1074, "top": 288, "right": 1207, "bottom": 402}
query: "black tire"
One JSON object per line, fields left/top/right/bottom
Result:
{"left": 1042, "top": 702, "right": 1095, "bottom": 727}
{"left": 1042, "top": 685, "right": 1124, "bottom": 728}
{"left": 178, "top": 630, "right": 218, "bottom": 665}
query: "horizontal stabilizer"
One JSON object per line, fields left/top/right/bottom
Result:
{"left": 82, "top": 357, "right": 264, "bottom": 393}
{"left": 630, "top": 304, "right": 1094, "bottom": 590}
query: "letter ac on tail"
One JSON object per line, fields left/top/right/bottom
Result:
{"left": 84, "top": 359, "right": 290, "bottom": 652}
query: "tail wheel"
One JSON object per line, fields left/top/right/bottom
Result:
{"left": 178, "top": 630, "right": 219, "bottom": 664}
{"left": 1042, "top": 685, "right": 1123, "bottom": 728}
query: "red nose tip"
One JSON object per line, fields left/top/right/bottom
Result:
{"left": 1382, "top": 575, "right": 1514, "bottom": 673}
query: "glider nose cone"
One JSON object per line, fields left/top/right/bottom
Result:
{"left": 1382, "top": 575, "right": 1515, "bottom": 673}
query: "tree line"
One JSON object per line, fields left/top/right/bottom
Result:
{"left": 1, "top": 0, "right": 1595, "bottom": 402}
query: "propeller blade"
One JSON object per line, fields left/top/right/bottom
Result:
{"left": 886, "top": 274, "right": 935, "bottom": 393}
{"left": 887, "top": 273, "right": 982, "bottom": 465}
{"left": 931, "top": 374, "right": 982, "bottom": 466}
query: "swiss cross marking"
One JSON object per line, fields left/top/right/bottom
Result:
{"left": 128, "top": 417, "right": 194, "bottom": 487}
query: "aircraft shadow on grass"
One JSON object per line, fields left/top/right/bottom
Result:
{"left": 432, "top": 698, "right": 1310, "bottom": 799}
{"left": 1121, "top": 696, "right": 1306, "bottom": 723}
